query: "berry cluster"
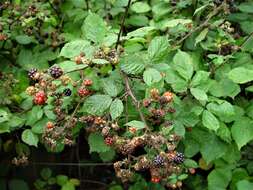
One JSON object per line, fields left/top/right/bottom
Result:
{"left": 143, "top": 89, "right": 175, "bottom": 126}
{"left": 153, "top": 155, "right": 164, "bottom": 167}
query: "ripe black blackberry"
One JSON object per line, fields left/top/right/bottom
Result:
{"left": 49, "top": 66, "right": 63, "bottom": 79}
{"left": 28, "top": 68, "right": 37, "bottom": 79}
{"left": 153, "top": 155, "right": 164, "bottom": 166}
{"left": 63, "top": 88, "right": 72, "bottom": 96}
{"left": 173, "top": 152, "right": 184, "bottom": 164}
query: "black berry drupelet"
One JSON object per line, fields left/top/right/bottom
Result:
{"left": 63, "top": 88, "right": 72, "bottom": 96}
{"left": 28, "top": 68, "right": 37, "bottom": 79}
{"left": 153, "top": 155, "right": 164, "bottom": 167}
{"left": 173, "top": 152, "right": 184, "bottom": 164}
{"left": 49, "top": 66, "right": 63, "bottom": 79}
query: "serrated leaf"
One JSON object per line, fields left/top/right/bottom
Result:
{"left": 143, "top": 68, "right": 162, "bottom": 86}
{"left": 190, "top": 71, "right": 210, "bottom": 87}
{"left": 58, "top": 61, "right": 88, "bottom": 73}
{"left": 102, "top": 79, "right": 120, "bottom": 97}
{"left": 0, "top": 109, "right": 9, "bottom": 123}
{"left": 148, "top": 36, "right": 169, "bottom": 62}
{"left": 190, "top": 88, "right": 208, "bottom": 101}
{"left": 237, "top": 180, "right": 253, "bottom": 190}
{"left": 195, "top": 28, "right": 208, "bottom": 46}
{"left": 26, "top": 106, "right": 43, "bottom": 126}
{"left": 61, "top": 182, "right": 75, "bottom": 190}
{"left": 99, "top": 148, "right": 116, "bottom": 162}
{"left": 208, "top": 168, "right": 232, "bottom": 190}
{"left": 173, "top": 50, "right": 193, "bottom": 81}
{"left": 82, "top": 12, "right": 107, "bottom": 43}
{"left": 59, "top": 40, "right": 91, "bottom": 58}
{"left": 238, "top": 2, "right": 253, "bottom": 13}
{"left": 21, "top": 129, "right": 39, "bottom": 147}
{"left": 82, "top": 95, "right": 112, "bottom": 116}
{"left": 120, "top": 54, "right": 146, "bottom": 75}
{"left": 131, "top": 2, "right": 150, "bottom": 13}
{"left": 15, "top": 35, "right": 32, "bottom": 45}
{"left": 110, "top": 99, "right": 124, "bottom": 120}
{"left": 231, "top": 117, "right": 253, "bottom": 150}
{"left": 165, "top": 69, "right": 188, "bottom": 92}
{"left": 183, "top": 159, "right": 198, "bottom": 168}
{"left": 125, "top": 120, "right": 146, "bottom": 130}
{"left": 202, "top": 110, "right": 220, "bottom": 131}
{"left": 88, "top": 133, "right": 110, "bottom": 153}
{"left": 228, "top": 67, "right": 253, "bottom": 84}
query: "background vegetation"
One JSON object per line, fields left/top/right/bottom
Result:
{"left": 1, "top": 0, "right": 253, "bottom": 189}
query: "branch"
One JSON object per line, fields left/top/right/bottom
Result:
{"left": 115, "top": 0, "right": 132, "bottom": 49}
{"left": 174, "top": 2, "right": 225, "bottom": 46}
{"left": 123, "top": 73, "right": 149, "bottom": 130}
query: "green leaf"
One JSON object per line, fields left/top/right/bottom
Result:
{"left": 148, "top": 36, "right": 169, "bottom": 62}
{"left": 228, "top": 67, "right": 253, "bottom": 84}
{"left": 238, "top": 2, "right": 253, "bottom": 13}
{"left": 190, "top": 88, "right": 208, "bottom": 101}
{"left": 82, "top": 95, "right": 112, "bottom": 116}
{"left": 88, "top": 133, "right": 110, "bottom": 153}
{"left": 160, "top": 19, "right": 192, "bottom": 30}
{"left": 125, "top": 120, "right": 146, "bottom": 130}
{"left": 40, "top": 168, "right": 52, "bottom": 180}
{"left": 231, "top": 117, "right": 253, "bottom": 150}
{"left": 56, "top": 175, "right": 68, "bottom": 186}
{"left": 131, "top": 2, "right": 151, "bottom": 13}
{"left": 195, "top": 28, "right": 208, "bottom": 46}
{"left": 143, "top": 68, "right": 162, "bottom": 86}
{"left": 58, "top": 61, "right": 88, "bottom": 73}
{"left": 216, "top": 123, "right": 232, "bottom": 143}
{"left": 82, "top": 12, "right": 107, "bottom": 43}
{"left": 165, "top": 69, "right": 188, "bottom": 93}
{"left": 0, "top": 109, "right": 9, "bottom": 123}
{"left": 110, "top": 99, "right": 124, "bottom": 120}
{"left": 173, "top": 50, "right": 193, "bottom": 81}
{"left": 61, "top": 182, "right": 75, "bottom": 190}
{"left": 190, "top": 71, "right": 210, "bottom": 87}
{"left": 26, "top": 106, "right": 43, "bottom": 126}
{"left": 21, "top": 129, "right": 39, "bottom": 147}
{"left": 15, "top": 35, "right": 32, "bottom": 45}
{"left": 202, "top": 110, "right": 220, "bottom": 131}
{"left": 208, "top": 168, "right": 232, "bottom": 190}
{"left": 237, "top": 180, "right": 253, "bottom": 190}
{"left": 183, "top": 159, "right": 198, "bottom": 168}
{"left": 207, "top": 102, "right": 235, "bottom": 117}
{"left": 99, "top": 148, "right": 116, "bottom": 162}
{"left": 120, "top": 54, "right": 146, "bottom": 75}
{"left": 59, "top": 40, "right": 91, "bottom": 58}
{"left": 102, "top": 79, "right": 120, "bottom": 97}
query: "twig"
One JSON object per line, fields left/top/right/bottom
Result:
{"left": 115, "top": 0, "right": 132, "bottom": 49}
{"left": 85, "top": 0, "right": 89, "bottom": 10}
{"left": 174, "top": 2, "right": 225, "bottom": 46}
{"left": 123, "top": 73, "right": 148, "bottom": 130}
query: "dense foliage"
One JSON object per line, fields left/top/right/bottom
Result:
{"left": 1, "top": 0, "right": 253, "bottom": 189}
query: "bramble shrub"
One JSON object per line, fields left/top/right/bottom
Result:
{"left": 1, "top": 0, "right": 253, "bottom": 189}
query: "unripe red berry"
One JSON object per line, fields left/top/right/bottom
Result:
{"left": 78, "top": 87, "right": 90, "bottom": 97}
{"left": 34, "top": 91, "right": 47, "bottom": 105}
{"left": 151, "top": 177, "right": 161, "bottom": 183}
{"left": 46, "top": 122, "right": 54, "bottom": 129}
{"left": 189, "top": 168, "right": 196, "bottom": 174}
{"left": 105, "top": 137, "right": 114, "bottom": 146}
{"left": 143, "top": 99, "right": 151, "bottom": 108}
{"left": 83, "top": 79, "right": 93, "bottom": 86}
{"left": 129, "top": 127, "right": 137, "bottom": 133}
